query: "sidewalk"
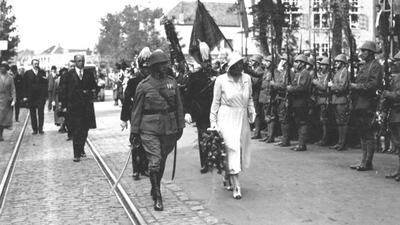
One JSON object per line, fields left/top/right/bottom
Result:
{"left": 0, "top": 109, "right": 131, "bottom": 225}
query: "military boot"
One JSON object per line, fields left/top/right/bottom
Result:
{"left": 266, "top": 121, "right": 275, "bottom": 143}
{"left": 149, "top": 172, "right": 163, "bottom": 211}
{"left": 350, "top": 139, "right": 367, "bottom": 169}
{"left": 293, "top": 125, "right": 307, "bottom": 151}
{"left": 337, "top": 126, "right": 348, "bottom": 151}
{"left": 317, "top": 123, "right": 329, "bottom": 146}
{"left": 357, "top": 140, "right": 375, "bottom": 171}
{"left": 280, "top": 123, "right": 291, "bottom": 147}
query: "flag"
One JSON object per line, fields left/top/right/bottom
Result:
{"left": 238, "top": 0, "right": 249, "bottom": 38}
{"left": 189, "top": 0, "right": 229, "bottom": 63}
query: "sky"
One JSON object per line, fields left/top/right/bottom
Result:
{"left": 8, "top": 0, "right": 236, "bottom": 53}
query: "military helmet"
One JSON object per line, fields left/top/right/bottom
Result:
{"left": 319, "top": 57, "right": 330, "bottom": 65}
{"left": 307, "top": 58, "right": 315, "bottom": 66}
{"left": 359, "top": 41, "right": 378, "bottom": 53}
{"left": 294, "top": 54, "right": 308, "bottom": 64}
{"left": 394, "top": 51, "right": 400, "bottom": 61}
{"left": 265, "top": 55, "right": 273, "bottom": 62}
{"left": 148, "top": 51, "right": 169, "bottom": 67}
{"left": 250, "top": 54, "right": 263, "bottom": 64}
{"left": 334, "top": 54, "right": 348, "bottom": 63}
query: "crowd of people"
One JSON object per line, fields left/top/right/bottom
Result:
{"left": 2, "top": 38, "right": 400, "bottom": 212}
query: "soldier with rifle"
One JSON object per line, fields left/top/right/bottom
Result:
{"left": 312, "top": 57, "right": 331, "bottom": 146}
{"left": 244, "top": 55, "right": 265, "bottom": 139}
{"left": 328, "top": 54, "right": 350, "bottom": 151}
{"left": 270, "top": 54, "right": 293, "bottom": 147}
{"left": 287, "top": 54, "right": 312, "bottom": 151}
{"left": 349, "top": 41, "right": 383, "bottom": 171}
{"left": 384, "top": 51, "right": 400, "bottom": 181}
{"left": 260, "top": 55, "right": 278, "bottom": 143}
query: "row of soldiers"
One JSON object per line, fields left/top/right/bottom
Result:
{"left": 246, "top": 40, "right": 400, "bottom": 178}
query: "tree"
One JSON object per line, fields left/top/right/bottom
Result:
{"left": 0, "top": 0, "right": 20, "bottom": 62}
{"left": 96, "top": 5, "right": 169, "bottom": 65}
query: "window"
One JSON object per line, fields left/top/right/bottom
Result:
{"left": 349, "top": 0, "right": 359, "bottom": 28}
{"left": 312, "top": 0, "right": 329, "bottom": 29}
{"left": 313, "top": 43, "right": 329, "bottom": 56}
{"left": 283, "top": 0, "right": 301, "bottom": 28}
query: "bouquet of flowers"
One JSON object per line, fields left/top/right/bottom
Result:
{"left": 199, "top": 130, "right": 227, "bottom": 174}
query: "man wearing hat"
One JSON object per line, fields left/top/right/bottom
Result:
{"left": 312, "top": 57, "right": 331, "bottom": 146}
{"left": 287, "top": 54, "right": 312, "bottom": 151}
{"left": 184, "top": 42, "right": 218, "bottom": 174}
{"left": 244, "top": 54, "right": 265, "bottom": 139}
{"left": 349, "top": 41, "right": 383, "bottom": 171}
{"left": 328, "top": 54, "right": 350, "bottom": 151}
{"left": 22, "top": 59, "right": 48, "bottom": 134}
{"left": 270, "top": 54, "right": 294, "bottom": 147}
{"left": 0, "top": 61, "right": 15, "bottom": 141}
{"left": 120, "top": 47, "right": 151, "bottom": 179}
{"left": 130, "top": 51, "right": 185, "bottom": 211}
{"left": 11, "top": 65, "right": 23, "bottom": 122}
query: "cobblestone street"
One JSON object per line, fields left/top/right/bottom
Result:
{"left": 1, "top": 92, "right": 400, "bottom": 224}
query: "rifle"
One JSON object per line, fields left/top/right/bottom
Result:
{"left": 282, "top": 31, "right": 292, "bottom": 122}
{"left": 265, "top": 34, "right": 276, "bottom": 117}
{"left": 325, "top": 33, "right": 332, "bottom": 107}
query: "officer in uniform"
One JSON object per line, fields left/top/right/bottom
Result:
{"left": 349, "top": 41, "right": 383, "bottom": 171}
{"left": 312, "top": 57, "right": 331, "bottom": 146}
{"left": 384, "top": 51, "right": 400, "bottom": 181}
{"left": 130, "top": 51, "right": 185, "bottom": 211}
{"left": 270, "top": 54, "right": 294, "bottom": 147}
{"left": 259, "top": 55, "right": 278, "bottom": 143}
{"left": 120, "top": 47, "right": 151, "bottom": 179}
{"left": 244, "top": 54, "right": 265, "bottom": 139}
{"left": 328, "top": 54, "right": 350, "bottom": 151}
{"left": 287, "top": 54, "right": 312, "bottom": 151}
{"left": 184, "top": 43, "right": 218, "bottom": 174}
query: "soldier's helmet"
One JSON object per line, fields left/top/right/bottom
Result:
{"left": 334, "top": 54, "right": 348, "bottom": 63}
{"left": 319, "top": 57, "right": 330, "bottom": 65}
{"left": 294, "top": 54, "right": 308, "bottom": 64}
{"left": 394, "top": 51, "right": 400, "bottom": 61}
{"left": 250, "top": 54, "right": 263, "bottom": 64}
{"left": 359, "top": 41, "right": 378, "bottom": 53}
{"left": 265, "top": 55, "right": 273, "bottom": 62}
{"left": 280, "top": 54, "right": 293, "bottom": 65}
{"left": 307, "top": 57, "right": 315, "bottom": 66}
{"left": 148, "top": 51, "right": 169, "bottom": 67}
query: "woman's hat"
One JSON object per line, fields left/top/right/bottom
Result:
{"left": 227, "top": 52, "right": 244, "bottom": 71}
{"left": 0, "top": 61, "right": 9, "bottom": 69}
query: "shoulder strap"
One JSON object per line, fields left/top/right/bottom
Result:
{"left": 147, "top": 78, "right": 173, "bottom": 108}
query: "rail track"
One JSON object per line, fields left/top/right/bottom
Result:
{"left": 0, "top": 112, "right": 146, "bottom": 225}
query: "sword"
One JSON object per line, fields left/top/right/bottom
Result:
{"left": 171, "top": 142, "right": 177, "bottom": 180}
{"left": 108, "top": 146, "right": 132, "bottom": 196}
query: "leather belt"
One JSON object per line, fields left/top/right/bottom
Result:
{"left": 143, "top": 108, "right": 175, "bottom": 115}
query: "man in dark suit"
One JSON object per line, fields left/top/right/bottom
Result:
{"left": 59, "top": 54, "right": 97, "bottom": 162}
{"left": 22, "top": 59, "right": 48, "bottom": 134}
{"left": 11, "top": 65, "right": 23, "bottom": 122}
{"left": 47, "top": 65, "right": 57, "bottom": 111}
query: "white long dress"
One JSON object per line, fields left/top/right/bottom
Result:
{"left": 210, "top": 73, "right": 256, "bottom": 174}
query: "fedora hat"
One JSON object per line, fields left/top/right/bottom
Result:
{"left": 227, "top": 52, "right": 244, "bottom": 71}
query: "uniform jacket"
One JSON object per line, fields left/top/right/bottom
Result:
{"left": 331, "top": 67, "right": 350, "bottom": 104}
{"left": 259, "top": 68, "right": 278, "bottom": 104}
{"left": 271, "top": 67, "right": 294, "bottom": 99}
{"left": 0, "top": 74, "right": 16, "bottom": 127}
{"left": 131, "top": 75, "right": 185, "bottom": 135}
{"left": 384, "top": 73, "right": 400, "bottom": 123}
{"left": 59, "top": 68, "right": 97, "bottom": 129}
{"left": 313, "top": 71, "right": 329, "bottom": 105}
{"left": 120, "top": 71, "right": 147, "bottom": 121}
{"left": 184, "top": 69, "right": 217, "bottom": 124}
{"left": 244, "top": 66, "right": 264, "bottom": 100}
{"left": 22, "top": 69, "right": 48, "bottom": 107}
{"left": 352, "top": 58, "right": 383, "bottom": 110}
{"left": 287, "top": 68, "right": 312, "bottom": 108}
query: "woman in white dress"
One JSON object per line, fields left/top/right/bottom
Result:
{"left": 210, "top": 52, "right": 256, "bottom": 199}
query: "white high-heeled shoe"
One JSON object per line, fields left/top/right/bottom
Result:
{"left": 233, "top": 187, "right": 242, "bottom": 199}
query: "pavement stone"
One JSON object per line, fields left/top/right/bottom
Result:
{"left": 0, "top": 108, "right": 130, "bottom": 224}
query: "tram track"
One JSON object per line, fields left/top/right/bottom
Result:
{"left": 0, "top": 112, "right": 147, "bottom": 225}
